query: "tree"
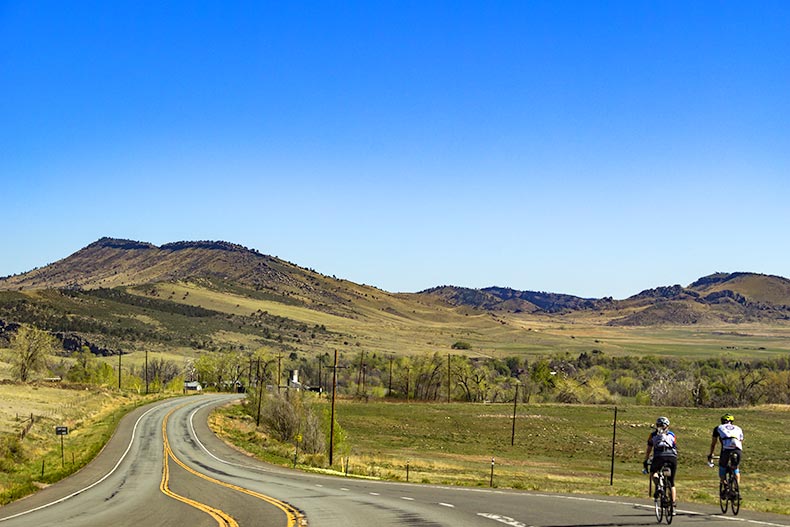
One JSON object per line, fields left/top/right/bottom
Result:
{"left": 67, "top": 346, "right": 95, "bottom": 383}
{"left": 10, "top": 325, "right": 57, "bottom": 382}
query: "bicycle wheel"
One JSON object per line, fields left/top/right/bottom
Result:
{"left": 730, "top": 478, "right": 741, "bottom": 515}
{"left": 719, "top": 480, "right": 728, "bottom": 514}
{"left": 665, "top": 485, "right": 674, "bottom": 525}
{"left": 654, "top": 481, "right": 663, "bottom": 523}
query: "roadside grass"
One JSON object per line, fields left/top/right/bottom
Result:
{"left": 0, "top": 382, "right": 169, "bottom": 505}
{"left": 212, "top": 399, "right": 790, "bottom": 515}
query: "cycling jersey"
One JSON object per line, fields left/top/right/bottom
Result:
{"left": 713, "top": 423, "right": 744, "bottom": 451}
{"left": 648, "top": 429, "right": 678, "bottom": 458}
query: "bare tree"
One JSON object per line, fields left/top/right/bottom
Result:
{"left": 10, "top": 325, "right": 57, "bottom": 382}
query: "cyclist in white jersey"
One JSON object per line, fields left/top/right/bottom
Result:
{"left": 708, "top": 413, "right": 744, "bottom": 487}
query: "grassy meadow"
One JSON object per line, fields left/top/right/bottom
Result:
{"left": 212, "top": 398, "right": 790, "bottom": 515}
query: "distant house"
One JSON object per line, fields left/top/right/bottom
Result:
{"left": 184, "top": 380, "right": 203, "bottom": 392}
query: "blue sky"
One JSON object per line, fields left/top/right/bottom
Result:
{"left": 2, "top": 1, "right": 789, "bottom": 299}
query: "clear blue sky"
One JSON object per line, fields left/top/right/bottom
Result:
{"left": 2, "top": 2, "right": 789, "bottom": 299}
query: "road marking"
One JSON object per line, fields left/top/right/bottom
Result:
{"left": 370, "top": 492, "right": 380, "bottom": 496}
{"left": 439, "top": 503, "right": 455, "bottom": 508}
{"left": 401, "top": 497, "right": 415, "bottom": 501}
{"left": 478, "top": 513, "right": 531, "bottom": 527}
{"left": 529, "top": 494, "right": 790, "bottom": 527}
{"left": 177, "top": 403, "right": 303, "bottom": 527}
{"left": 161, "top": 411, "right": 238, "bottom": 527}
{"left": 341, "top": 488, "right": 350, "bottom": 491}
{"left": 0, "top": 403, "right": 162, "bottom": 523}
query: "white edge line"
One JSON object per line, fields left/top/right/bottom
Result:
{"left": 187, "top": 398, "right": 262, "bottom": 472}
{"left": 0, "top": 404, "right": 161, "bottom": 522}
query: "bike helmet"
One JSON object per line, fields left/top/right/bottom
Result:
{"left": 721, "top": 413, "right": 734, "bottom": 424}
{"left": 656, "top": 416, "right": 670, "bottom": 428}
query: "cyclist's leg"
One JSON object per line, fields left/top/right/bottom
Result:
{"left": 719, "top": 450, "right": 730, "bottom": 484}
{"left": 731, "top": 449, "right": 742, "bottom": 485}
{"left": 666, "top": 458, "right": 677, "bottom": 504}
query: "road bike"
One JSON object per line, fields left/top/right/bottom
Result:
{"left": 709, "top": 454, "right": 741, "bottom": 515}
{"left": 645, "top": 460, "right": 674, "bottom": 524}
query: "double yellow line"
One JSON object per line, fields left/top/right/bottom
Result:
{"left": 160, "top": 407, "right": 302, "bottom": 527}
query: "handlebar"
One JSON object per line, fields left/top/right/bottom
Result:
{"left": 707, "top": 455, "right": 720, "bottom": 468}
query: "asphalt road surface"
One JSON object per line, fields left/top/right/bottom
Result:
{"left": 1, "top": 395, "right": 788, "bottom": 527}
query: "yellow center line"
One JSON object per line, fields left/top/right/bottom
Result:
{"left": 161, "top": 405, "right": 304, "bottom": 527}
{"left": 161, "top": 410, "right": 239, "bottom": 527}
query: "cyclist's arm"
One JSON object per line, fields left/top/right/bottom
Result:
{"left": 644, "top": 442, "right": 653, "bottom": 465}
{"left": 708, "top": 431, "right": 718, "bottom": 459}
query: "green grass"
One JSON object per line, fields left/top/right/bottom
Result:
{"left": 213, "top": 398, "right": 790, "bottom": 515}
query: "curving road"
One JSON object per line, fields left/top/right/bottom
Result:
{"left": 1, "top": 395, "right": 788, "bottom": 527}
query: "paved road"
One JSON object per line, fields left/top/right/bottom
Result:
{"left": 2, "top": 395, "right": 788, "bottom": 527}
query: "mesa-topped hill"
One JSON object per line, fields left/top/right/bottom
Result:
{"left": 2, "top": 237, "right": 312, "bottom": 293}
{"left": 2, "top": 237, "right": 790, "bottom": 362}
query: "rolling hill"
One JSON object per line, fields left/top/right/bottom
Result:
{"left": 2, "top": 238, "right": 790, "bottom": 363}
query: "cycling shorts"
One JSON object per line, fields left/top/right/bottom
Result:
{"left": 650, "top": 456, "right": 677, "bottom": 487}
{"left": 719, "top": 449, "right": 742, "bottom": 478}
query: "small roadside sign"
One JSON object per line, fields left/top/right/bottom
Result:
{"left": 55, "top": 426, "right": 69, "bottom": 435}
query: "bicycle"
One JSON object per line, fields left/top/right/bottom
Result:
{"left": 644, "top": 459, "right": 674, "bottom": 524}
{"left": 708, "top": 453, "right": 741, "bottom": 515}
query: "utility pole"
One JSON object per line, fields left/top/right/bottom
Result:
{"left": 256, "top": 358, "right": 264, "bottom": 427}
{"left": 388, "top": 355, "right": 393, "bottom": 396}
{"left": 447, "top": 354, "right": 451, "bottom": 403}
{"left": 511, "top": 382, "right": 520, "bottom": 446}
{"left": 610, "top": 406, "right": 617, "bottom": 485}
{"left": 145, "top": 349, "right": 149, "bottom": 395}
{"left": 329, "top": 349, "right": 338, "bottom": 466}
{"left": 356, "top": 351, "right": 365, "bottom": 397}
{"left": 248, "top": 355, "right": 253, "bottom": 392}
{"left": 118, "top": 351, "right": 122, "bottom": 390}
{"left": 277, "top": 353, "right": 282, "bottom": 394}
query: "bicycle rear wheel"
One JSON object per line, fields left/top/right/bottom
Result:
{"left": 664, "top": 487, "right": 674, "bottom": 524}
{"left": 719, "top": 480, "right": 728, "bottom": 514}
{"left": 654, "top": 496, "right": 663, "bottom": 523}
{"left": 665, "top": 504, "right": 674, "bottom": 524}
{"left": 730, "top": 478, "right": 741, "bottom": 515}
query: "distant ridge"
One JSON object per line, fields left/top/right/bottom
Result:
{"left": 420, "top": 285, "right": 610, "bottom": 313}
{"left": 2, "top": 238, "right": 790, "bottom": 325}
{"left": 418, "top": 273, "right": 790, "bottom": 324}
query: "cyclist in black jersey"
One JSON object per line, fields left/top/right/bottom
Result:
{"left": 644, "top": 416, "right": 678, "bottom": 506}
